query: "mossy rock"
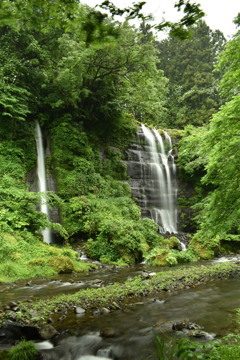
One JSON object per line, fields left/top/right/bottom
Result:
{"left": 166, "top": 236, "right": 181, "bottom": 250}
{"left": 193, "top": 245, "right": 214, "bottom": 260}
{"left": 48, "top": 255, "right": 74, "bottom": 274}
{"left": 149, "top": 249, "right": 169, "bottom": 266}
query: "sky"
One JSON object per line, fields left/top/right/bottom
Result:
{"left": 81, "top": 0, "right": 240, "bottom": 38}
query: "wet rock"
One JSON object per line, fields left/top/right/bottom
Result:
{"left": 74, "top": 307, "right": 86, "bottom": 315}
{"left": 96, "top": 347, "right": 113, "bottom": 358}
{"left": 101, "top": 308, "right": 110, "bottom": 314}
{"left": 90, "top": 279, "right": 103, "bottom": 285}
{"left": 100, "top": 327, "right": 119, "bottom": 338}
{"left": 141, "top": 272, "right": 150, "bottom": 279}
{"left": 172, "top": 321, "right": 203, "bottom": 331}
{"left": 39, "top": 325, "right": 59, "bottom": 340}
{"left": 151, "top": 299, "right": 165, "bottom": 304}
{"left": 93, "top": 310, "right": 103, "bottom": 316}
{"left": 58, "top": 315, "right": 66, "bottom": 322}
{"left": 47, "top": 317, "right": 54, "bottom": 324}
{"left": 8, "top": 302, "right": 18, "bottom": 309}
{"left": 149, "top": 272, "right": 156, "bottom": 277}
{"left": 186, "top": 330, "right": 216, "bottom": 340}
{"left": 0, "top": 321, "right": 41, "bottom": 344}
{"left": 29, "top": 310, "right": 39, "bottom": 318}
{"left": 110, "top": 302, "right": 122, "bottom": 310}
{"left": 154, "top": 322, "right": 173, "bottom": 333}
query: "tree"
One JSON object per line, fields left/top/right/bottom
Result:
{"left": 156, "top": 21, "right": 226, "bottom": 128}
{"left": 191, "top": 29, "right": 240, "bottom": 243}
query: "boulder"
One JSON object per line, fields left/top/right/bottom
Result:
{"left": 39, "top": 325, "right": 59, "bottom": 340}
{"left": 0, "top": 321, "right": 41, "bottom": 344}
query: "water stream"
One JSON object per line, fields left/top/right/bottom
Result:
{"left": 49, "top": 278, "right": 240, "bottom": 359}
{"left": 0, "top": 260, "right": 240, "bottom": 358}
{"left": 35, "top": 121, "right": 51, "bottom": 244}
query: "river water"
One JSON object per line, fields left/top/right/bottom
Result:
{"left": 0, "top": 261, "right": 240, "bottom": 359}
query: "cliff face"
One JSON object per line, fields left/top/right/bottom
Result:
{"left": 125, "top": 127, "right": 201, "bottom": 234}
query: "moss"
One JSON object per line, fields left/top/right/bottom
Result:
{"left": 47, "top": 255, "right": 74, "bottom": 274}
{"left": 165, "top": 236, "right": 181, "bottom": 250}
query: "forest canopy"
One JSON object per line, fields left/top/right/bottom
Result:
{"left": 0, "top": 0, "right": 239, "bottom": 271}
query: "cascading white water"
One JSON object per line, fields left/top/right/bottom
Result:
{"left": 141, "top": 124, "right": 178, "bottom": 233}
{"left": 35, "top": 121, "right": 51, "bottom": 244}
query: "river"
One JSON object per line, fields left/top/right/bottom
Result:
{"left": 1, "top": 259, "right": 240, "bottom": 359}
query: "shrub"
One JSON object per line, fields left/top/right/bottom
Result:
{"left": 8, "top": 340, "right": 38, "bottom": 360}
{"left": 47, "top": 255, "right": 74, "bottom": 274}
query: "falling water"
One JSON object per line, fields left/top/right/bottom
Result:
{"left": 127, "top": 124, "right": 178, "bottom": 234}
{"left": 141, "top": 124, "right": 177, "bottom": 233}
{"left": 35, "top": 121, "right": 51, "bottom": 244}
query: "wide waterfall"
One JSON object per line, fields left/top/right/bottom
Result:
{"left": 127, "top": 124, "right": 178, "bottom": 234}
{"left": 35, "top": 121, "right": 51, "bottom": 244}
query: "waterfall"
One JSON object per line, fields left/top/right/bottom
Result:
{"left": 35, "top": 121, "right": 52, "bottom": 244}
{"left": 127, "top": 124, "right": 178, "bottom": 234}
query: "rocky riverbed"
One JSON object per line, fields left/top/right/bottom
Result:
{"left": 0, "top": 262, "right": 240, "bottom": 359}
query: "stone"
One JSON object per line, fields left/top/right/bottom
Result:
{"left": 0, "top": 321, "right": 41, "bottom": 344}
{"left": 101, "top": 308, "right": 110, "bottom": 314}
{"left": 29, "top": 310, "right": 39, "bottom": 318}
{"left": 141, "top": 272, "right": 150, "bottom": 279}
{"left": 100, "top": 327, "right": 119, "bottom": 338}
{"left": 74, "top": 307, "right": 86, "bottom": 315}
{"left": 39, "top": 325, "right": 59, "bottom": 340}
{"left": 110, "top": 302, "right": 122, "bottom": 310}
{"left": 172, "top": 321, "right": 203, "bottom": 331}
{"left": 8, "top": 302, "right": 18, "bottom": 309}
{"left": 58, "top": 315, "right": 66, "bottom": 322}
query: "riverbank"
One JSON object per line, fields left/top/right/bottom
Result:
{"left": 1, "top": 262, "right": 239, "bottom": 327}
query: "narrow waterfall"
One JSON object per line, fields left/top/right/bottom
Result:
{"left": 127, "top": 124, "right": 178, "bottom": 234}
{"left": 35, "top": 121, "right": 52, "bottom": 244}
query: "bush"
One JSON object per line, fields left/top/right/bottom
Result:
{"left": 8, "top": 340, "right": 38, "bottom": 360}
{"left": 47, "top": 255, "right": 74, "bottom": 274}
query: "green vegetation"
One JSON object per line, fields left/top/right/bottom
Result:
{"left": 154, "top": 334, "right": 240, "bottom": 360}
{"left": 0, "top": 232, "right": 93, "bottom": 282}
{"left": 156, "top": 21, "right": 226, "bottom": 128}
{"left": 177, "top": 29, "right": 240, "bottom": 258}
{"left": 0, "top": 1, "right": 240, "bottom": 359}
{"left": 8, "top": 340, "right": 38, "bottom": 360}
{"left": 0, "top": 0, "right": 240, "bottom": 275}
{"left": 0, "top": 0, "right": 168, "bottom": 274}
{"left": 1, "top": 262, "right": 237, "bottom": 324}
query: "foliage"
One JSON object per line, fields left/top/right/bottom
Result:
{"left": 154, "top": 334, "right": 240, "bottom": 360}
{"left": 86, "top": 216, "right": 162, "bottom": 264}
{"left": 156, "top": 21, "right": 226, "bottom": 128}
{"left": 50, "top": 117, "right": 165, "bottom": 264}
{"left": 191, "top": 31, "right": 240, "bottom": 244}
{"left": 8, "top": 340, "right": 38, "bottom": 360}
{"left": 0, "top": 232, "right": 92, "bottom": 282}
{"left": 47, "top": 255, "right": 75, "bottom": 274}
{"left": 101, "top": 0, "right": 205, "bottom": 40}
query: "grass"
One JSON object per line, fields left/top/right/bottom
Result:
{"left": 2, "top": 262, "right": 239, "bottom": 325}
{"left": 0, "top": 232, "right": 95, "bottom": 282}
{"left": 8, "top": 340, "right": 38, "bottom": 360}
